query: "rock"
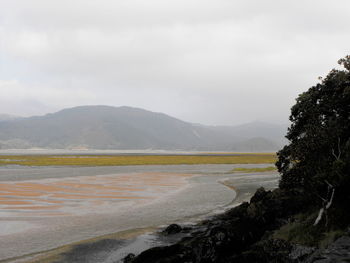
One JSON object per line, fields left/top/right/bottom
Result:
{"left": 132, "top": 244, "right": 184, "bottom": 263}
{"left": 250, "top": 187, "right": 268, "bottom": 203}
{"left": 163, "top": 224, "right": 182, "bottom": 235}
{"left": 310, "top": 236, "right": 350, "bottom": 263}
{"left": 290, "top": 244, "right": 316, "bottom": 261}
{"left": 238, "top": 238, "right": 292, "bottom": 263}
{"left": 130, "top": 188, "right": 304, "bottom": 263}
{"left": 123, "top": 253, "right": 135, "bottom": 263}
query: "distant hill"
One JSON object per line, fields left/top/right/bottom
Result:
{"left": 0, "top": 106, "right": 287, "bottom": 151}
{"left": 0, "top": 114, "right": 20, "bottom": 122}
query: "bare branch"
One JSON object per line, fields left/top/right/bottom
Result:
{"left": 314, "top": 183, "right": 335, "bottom": 226}
{"left": 332, "top": 138, "right": 341, "bottom": 160}
{"left": 325, "top": 180, "right": 333, "bottom": 188}
{"left": 315, "top": 193, "right": 327, "bottom": 202}
{"left": 332, "top": 149, "right": 337, "bottom": 160}
{"left": 314, "top": 208, "right": 325, "bottom": 226}
{"left": 325, "top": 188, "right": 335, "bottom": 209}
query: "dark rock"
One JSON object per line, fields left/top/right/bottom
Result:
{"left": 123, "top": 253, "right": 135, "bottom": 263}
{"left": 163, "top": 224, "right": 182, "bottom": 235}
{"left": 250, "top": 187, "right": 268, "bottom": 203}
{"left": 132, "top": 244, "right": 184, "bottom": 263}
{"left": 308, "top": 236, "right": 350, "bottom": 263}
{"left": 130, "top": 188, "right": 305, "bottom": 263}
{"left": 290, "top": 244, "right": 316, "bottom": 261}
{"left": 181, "top": 226, "right": 193, "bottom": 233}
{"left": 237, "top": 238, "right": 293, "bottom": 263}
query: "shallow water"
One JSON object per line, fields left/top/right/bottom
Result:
{"left": 0, "top": 164, "right": 278, "bottom": 261}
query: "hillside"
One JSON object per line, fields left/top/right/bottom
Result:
{"left": 0, "top": 106, "right": 286, "bottom": 151}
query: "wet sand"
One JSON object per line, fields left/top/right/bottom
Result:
{"left": 0, "top": 164, "right": 278, "bottom": 262}
{"left": 0, "top": 172, "right": 192, "bottom": 219}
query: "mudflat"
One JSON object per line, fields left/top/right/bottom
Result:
{"left": 0, "top": 164, "right": 278, "bottom": 262}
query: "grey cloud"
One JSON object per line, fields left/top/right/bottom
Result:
{"left": 0, "top": 0, "right": 349, "bottom": 125}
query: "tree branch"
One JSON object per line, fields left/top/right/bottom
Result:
{"left": 314, "top": 182, "right": 335, "bottom": 226}
{"left": 332, "top": 137, "right": 341, "bottom": 160}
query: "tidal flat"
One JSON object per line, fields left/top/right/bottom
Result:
{"left": 0, "top": 157, "right": 278, "bottom": 262}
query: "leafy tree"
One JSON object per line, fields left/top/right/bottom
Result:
{"left": 276, "top": 56, "right": 350, "bottom": 206}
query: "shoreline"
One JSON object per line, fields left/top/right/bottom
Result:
{"left": 1, "top": 227, "right": 157, "bottom": 263}
{"left": 1, "top": 176, "right": 236, "bottom": 263}
{"left": 0, "top": 167, "right": 278, "bottom": 262}
{"left": 3, "top": 171, "right": 279, "bottom": 263}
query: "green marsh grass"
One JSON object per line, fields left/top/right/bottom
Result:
{"left": 273, "top": 212, "right": 345, "bottom": 248}
{"left": 0, "top": 153, "right": 276, "bottom": 167}
{"left": 230, "top": 166, "right": 277, "bottom": 173}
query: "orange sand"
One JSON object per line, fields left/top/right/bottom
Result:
{"left": 4, "top": 205, "right": 62, "bottom": 210}
{"left": 50, "top": 193, "right": 149, "bottom": 199}
{"left": 0, "top": 200, "right": 32, "bottom": 205}
{"left": 0, "top": 172, "right": 193, "bottom": 216}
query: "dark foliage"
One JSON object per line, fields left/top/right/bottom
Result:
{"left": 276, "top": 56, "right": 350, "bottom": 206}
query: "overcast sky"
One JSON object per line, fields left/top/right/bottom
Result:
{"left": 0, "top": 0, "right": 349, "bottom": 125}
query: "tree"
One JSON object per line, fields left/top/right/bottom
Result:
{"left": 276, "top": 56, "right": 350, "bottom": 207}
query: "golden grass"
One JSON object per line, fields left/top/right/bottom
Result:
{"left": 230, "top": 166, "right": 277, "bottom": 173}
{"left": 0, "top": 154, "right": 276, "bottom": 166}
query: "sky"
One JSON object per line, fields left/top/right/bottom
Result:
{"left": 0, "top": 0, "right": 349, "bottom": 125}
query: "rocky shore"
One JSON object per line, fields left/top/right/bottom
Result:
{"left": 123, "top": 187, "right": 350, "bottom": 263}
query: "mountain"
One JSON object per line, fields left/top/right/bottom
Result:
{"left": 0, "top": 106, "right": 286, "bottom": 151}
{"left": 215, "top": 121, "right": 287, "bottom": 141}
{"left": 0, "top": 114, "right": 20, "bottom": 122}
